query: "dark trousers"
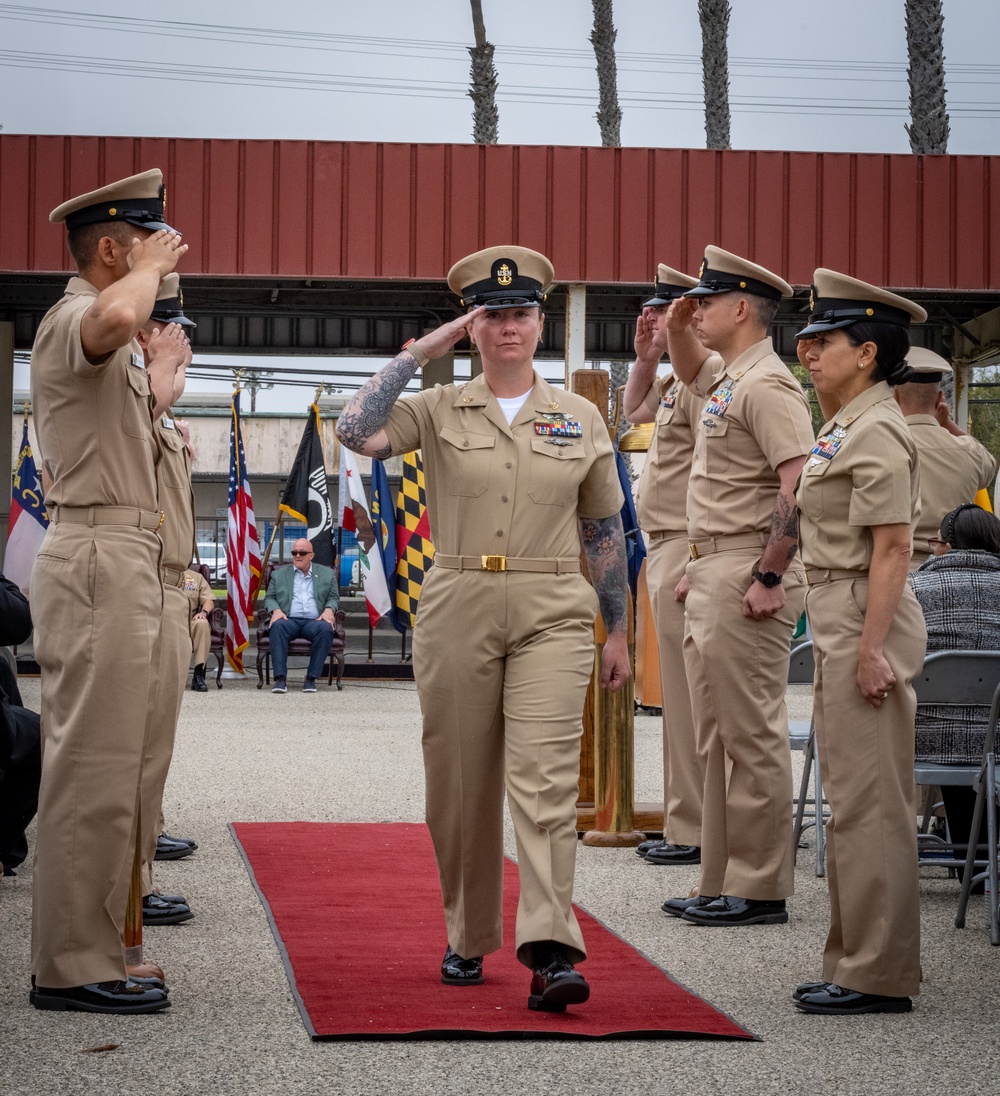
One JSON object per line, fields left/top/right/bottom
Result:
{"left": 269, "top": 617, "right": 334, "bottom": 680}
{"left": 0, "top": 704, "right": 41, "bottom": 871}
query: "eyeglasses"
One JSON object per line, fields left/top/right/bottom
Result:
{"left": 927, "top": 537, "right": 946, "bottom": 549}
{"left": 290, "top": 550, "right": 312, "bottom": 557}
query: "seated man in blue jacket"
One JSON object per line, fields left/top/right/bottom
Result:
{"left": 263, "top": 538, "right": 339, "bottom": 693}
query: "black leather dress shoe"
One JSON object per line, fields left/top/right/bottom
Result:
{"left": 191, "top": 666, "right": 208, "bottom": 692}
{"left": 636, "top": 838, "right": 664, "bottom": 857}
{"left": 155, "top": 835, "right": 195, "bottom": 861}
{"left": 794, "top": 983, "right": 912, "bottom": 1015}
{"left": 681, "top": 895, "right": 788, "bottom": 926}
{"left": 661, "top": 894, "right": 718, "bottom": 918}
{"left": 441, "top": 946, "right": 483, "bottom": 985}
{"left": 142, "top": 894, "right": 194, "bottom": 926}
{"left": 31, "top": 980, "right": 171, "bottom": 1014}
{"left": 792, "top": 980, "right": 830, "bottom": 1002}
{"left": 161, "top": 832, "right": 198, "bottom": 850}
{"left": 528, "top": 952, "right": 590, "bottom": 1012}
{"left": 151, "top": 890, "right": 187, "bottom": 905}
{"left": 644, "top": 843, "right": 701, "bottom": 866}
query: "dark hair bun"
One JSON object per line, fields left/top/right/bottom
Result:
{"left": 882, "top": 360, "right": 916, "bottom": 387}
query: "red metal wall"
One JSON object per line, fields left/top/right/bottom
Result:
{"left": 1, "top": 135, "right": 997, "bottom": 290}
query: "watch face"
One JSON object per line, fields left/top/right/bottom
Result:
{"left": 755, "top": 569, "right": 781, "bottom": 588}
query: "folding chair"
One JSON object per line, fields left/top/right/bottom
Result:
{"left": 909, "top": 651, "right": 1000, "bottom": 940}
{"left": 788, "top": 640, "right": 827, "bottom": 877}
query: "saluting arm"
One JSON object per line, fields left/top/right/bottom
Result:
{"left": 580, "top": 513, "right": 632, "bottom": 692}
{"left": 622, "top": 311, "right": 663, "bottom": 424}
{"left": 662, "top": 298, "right": 711, "bottom": 387}
{"left": 336, "top": 308, "right": 485, "bottom": 460}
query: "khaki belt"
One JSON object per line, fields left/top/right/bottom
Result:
{"left": 805, "top": 567, "right": 868, "bottom": 586}
{"left": 434, "top": 554, "right": 581, "bottom": 574}
{"left": 51, "top": 505, "right": 164, "bottom": 532}
{"left": 648, "top": 531, "right": 688, "bottom": 544}
{"left": 161, "top": 566, "right": 186, "bottom": 589}
{"left": 688, "top": 532, "right": 768, "bottom": 561}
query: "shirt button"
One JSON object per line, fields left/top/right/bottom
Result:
{"left": 496, "top": 530, "right": 504, "bottom": 537}
{"left": 462, "top": 440, "right": 469, "bottom": 448}
{"left": 505, "top": 462, "right": 512, "bottom": 469}
{"left": 501, "top": 495, "right": 509, "bottom": 503}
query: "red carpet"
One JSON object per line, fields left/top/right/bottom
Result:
{"left": 230, "top": 821, "right": 755, "bottom": 1041}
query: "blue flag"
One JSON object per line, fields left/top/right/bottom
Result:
{"left": 371, "top": 459, "right": 407, "bottom": 635}
{"left": 615, "top": 448, "right": 646, "bottom": 602}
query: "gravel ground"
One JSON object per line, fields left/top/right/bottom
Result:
{"left": 0, "top": 676, "right": 996, "bottom": 1096}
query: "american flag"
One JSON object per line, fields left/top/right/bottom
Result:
{"left": 225, "top": 390, "right": 261, "bottom": 672}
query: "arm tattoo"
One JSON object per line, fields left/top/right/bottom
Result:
{"left": 335, "top": 352, "right": 419, "bottom": 455}
{"left": 768, "top": 489, "right": 800, "bottom": 568}
{"left": 579, "top": 513, "right": 629, "bottom": 634}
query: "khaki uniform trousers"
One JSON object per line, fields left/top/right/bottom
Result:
{"left": 140, "top": 583, "right": 191, "bottom": 895}
{"left": 412, "top": 567, "right": 599, "bottom": 968}
{"left": 683, "top": 549, "right": 804, "bottom": 900}
{"left": 645, "top": 534, "right": 702, "bottom": 846}
{"left": 807, "top": 577, "right": 925, "bottom": 997}
{"left": 31, "top": 523, "right": 162, "bottom": 987}
{"left": 190, "top": 615, "right": 211, "bottom": 667}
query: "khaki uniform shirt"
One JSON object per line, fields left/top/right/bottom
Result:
{"left": 183, "top": 569, "right": 214, "bottom": 617}
{"left": 383, "top": 372, "right": 623, "bottom": 557}
{"left": 635, "top": 362, "right": 716, "bottom": 538}
{"left": 686, "top": 337, "right": 814, "bottom": 539}
{"left": 798, "top": 382, "right": 919, "bottom": 571}
{"left": 904, "top": 414, "right": 996, "bottom": 553}
{"left": 156, "top": 414, "right": 196, "bottom": 571}
{"left": 30, "top": 277, "right": 157, "bottom": 510}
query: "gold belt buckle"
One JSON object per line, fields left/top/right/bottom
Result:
{"left": 481, "top": 554, "right": 507, "bottom": 572}
{"left": 688, "top": 542, "right": 700, "bottom": 561}
{"left": 157, "top": 511, "right": 165, "bottom": 530}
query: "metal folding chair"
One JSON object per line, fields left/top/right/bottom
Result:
{"left": 789, "top": 641, "right": 827, "bottom": 877}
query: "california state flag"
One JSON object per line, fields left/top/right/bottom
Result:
{"left": 338, "top": 444, "right": 392, "bottom": 626}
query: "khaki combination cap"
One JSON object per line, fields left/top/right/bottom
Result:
{"left": 49, "top": 168, "right": 176, "bottom": 234}
{"left": 642, "top": 263, "right": 699, "bottom": 308}
{"left": 684, "top": 245, "right": 793, "bottom": 302}
{"left": 150, "top": 274, "right": 196, "bottom": 329}
{"left": 447, "top": 245, "right": 554, "bottom": 310}
{"left": 796, "top": 268, "right": 927, "bottom": 338}
{"left": 904, "top": 345, "right": 952, "bottom": 382}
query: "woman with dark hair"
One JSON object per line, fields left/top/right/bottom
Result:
{"left": 793, "top": 269, "right": 928, "bottom": 1016}
{"left": 911, "top": 503, "right": 1000, "bottom": 846}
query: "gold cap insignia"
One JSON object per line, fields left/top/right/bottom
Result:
{"left": 739, "top": 281, "right": 747, "bottom": 288}
{"left": 178, "top": 288, "right": 184, "bottom": 307}
{"left": 809, "top": 287, "right": 815, "bottom": 311}
{"left": 699, "top": 258, "right": 706, "bottom": 278}
{"left": 496, "top": 263, "right": 513, "bottom": 287}
{"left": 108, "top": 207, "right": 117, "bottom": 216}
{"left": 866, "top": 308, "right": 874, "bottom": 316}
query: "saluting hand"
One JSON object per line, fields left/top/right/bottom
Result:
{"left": 405, "top": 307, "right": 485, "bottom": 366}
{"left": 633, "top": 310, "right": 661, "bottom": 365}
{"left": 664, "top": 296, "right": 698, "bottom": 334}
{"left": 126, "top": 229, "right": 188, "bottom": 278}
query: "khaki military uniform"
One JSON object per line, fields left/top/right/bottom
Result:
{"left": 384, "top": 372, "right": 623, "bottom": 966}
{"left": 30, "top": 278, "right": 162, "bottom": 988}
{"left": 904, "top": 415, "right": 996, "bottom": 565}
{"left": 184, "top": 569, "right": 214, "bottom": 667}
{"left": 683, "top": 337, "right": 814, "bottom": 901}
{"left": 139, "top": 415, "right": 198, "bottom": 896}
{"left": 798, "top": 382, "right": 926, "bottom": 997}
{"left": 635, "top": 371, "right": 709, "bottom": 847}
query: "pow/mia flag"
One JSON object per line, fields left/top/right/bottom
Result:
{"left": 279, "top": 403, "right": 335, "bottom": 567}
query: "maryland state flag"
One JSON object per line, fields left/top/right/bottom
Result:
{"left": 394, "top": 451, "right": 435, "bottom": 629}
{"left": 279, "top": 403, "right": 335, "bottom": 567}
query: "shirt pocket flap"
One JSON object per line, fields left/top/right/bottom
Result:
{"left": 440, "top": 426, "right": 496, "bottom": 452}
{"left": 529, "top": 436, "right": 586, "bottom": 460}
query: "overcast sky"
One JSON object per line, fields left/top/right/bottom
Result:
{"left": 4, "top": 0, "right": 999, "bottom": 410}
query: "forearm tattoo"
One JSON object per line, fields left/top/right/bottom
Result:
{"left": 769, "top": 490, "right": 801, "bottom": 567}
{"left": 335, "top": 353, "right": 419, "bottom": 458}
{"left": 580, "top": 514, "right": 629, "bottom": 634}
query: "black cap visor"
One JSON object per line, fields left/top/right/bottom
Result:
{"left": 796, "top": 296, "right": 913, "bottom": 340}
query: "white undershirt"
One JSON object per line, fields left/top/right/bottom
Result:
{"left": 495, "top": 389, "right": 532, "bottom": 424}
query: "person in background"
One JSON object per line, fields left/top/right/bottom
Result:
{"left": 911, "top": 503, "right": 1000, "bottom": 849}
{"left": 794, "top": 268, "right": 927, "bottom": 1016}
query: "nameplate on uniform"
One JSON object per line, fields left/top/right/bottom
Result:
{"left": 534, "top": 414, "right": 582, "bottom": 438}
{"left": 704, "top": 382, "right": 735, "bottom": 419}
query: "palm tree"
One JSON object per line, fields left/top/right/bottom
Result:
{"left": 468, "top": 0, "right": 499, "bottom": 144}
{"left": 590, "top": 0, "right": 622, "bottom": 147}
{"left": 904, "top": 0, "right": 950, "bottom": 153}
{"left": 698, "top": 0, "right": 732, "bottom": 150}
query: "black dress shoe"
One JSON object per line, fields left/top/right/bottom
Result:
{"left": 681, "top": 895, "right": 788, "bottom": 926}
{"left": 191, "top": 666, "right": 208, "bottom": 692}
{"left": 795, "top": 983, "right": 912, "bottom": 1015}
{"left": 128, "top": 974, "right": 168, "bottom": 990}
{"left": 151, "top": 890, "right": 187, "bottom": 905}
{"left": 31, "top": 980, "right": 171, "bottom": 1014}
{"left": 142, "top": 894, "right": 194, "bottom": 926}
{"left": 440, "top": 946, "right": 483, "bottom": 985}
{"left": 792, "top": 980, "right": 830, "bottom": 1002}
{"left": 528, "top": 950, "right": 590, "bottom": 1012}
{"left": 155, "top": 835, "right": 195, "bottom": 861}
{"left": 161, "top": 832, "right": 198, "bottom": 850}
{"left": 661, "top": 894, "right": 718, "bottom": 918}
{"left": 644, "top": 843, "right": 701, "bottom": 866}
{"left": 636, "top": 838, "right": 664, "bottom": 857}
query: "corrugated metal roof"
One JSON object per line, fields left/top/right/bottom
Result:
{"left": 1, "top": 135, "right": 997, "bottom": 290}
